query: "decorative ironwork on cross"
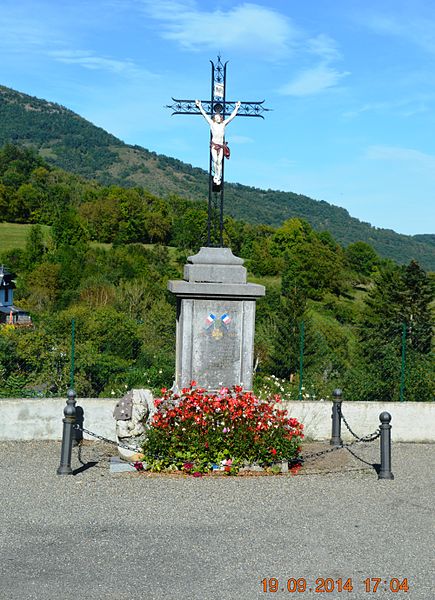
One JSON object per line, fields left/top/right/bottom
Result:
{"left": 167, "top": 55, "right": 269, "bottom": 247}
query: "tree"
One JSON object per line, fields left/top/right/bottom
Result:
{"left": 23, "top": 224, "right": 46, "bottom": 270}
{"left": 272, "top": 218, "right": 345, "bottom": 299}
{"left": 347, "top": 260, "right": 434, "bottom": 401}
{"left": 172, "top": 207, "right": 208, "bottom": 251}
{"left": 51, "top": 208, "right": 89, "bottom": 250}
{"left": 266, "top": 258, "right": 310, "bottom": 380}
{"left": 345, "top": 241, "right": 380, "bottom": 276}
{"left": 401, "top": 260, "right": 433, "bottom": 353}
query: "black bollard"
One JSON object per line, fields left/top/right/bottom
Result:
{"left": 378, "top": 412, "right": 394, "bottom": 480}
{"left": 56, "top": 389, "right": 77, "bottom": 475}
{"left": 330, "top": 388, "right": 343, "bottom": 446}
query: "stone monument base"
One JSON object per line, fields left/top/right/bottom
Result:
{"left": 168, "top": 247, "right": 265, "bottom": 391}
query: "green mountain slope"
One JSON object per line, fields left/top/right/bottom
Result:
{"left": 1, "top": 84, "right": 434, "bottom": 270}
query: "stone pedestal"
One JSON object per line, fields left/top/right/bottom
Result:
{"left": 168, "top": 247, "right": 265, "bottom": 391}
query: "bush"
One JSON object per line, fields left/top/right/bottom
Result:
{"left": 141, "top": 384, "right": 304, "bottom": 474}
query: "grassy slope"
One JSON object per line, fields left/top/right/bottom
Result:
{"left": 1, "top": 84, "right": 434, "bottom": 270}
{"left": 0, "top": 223, "right": 51, "bottom": 252}
{"left": 0, "top": 223, "right": 183, "bottom": 263}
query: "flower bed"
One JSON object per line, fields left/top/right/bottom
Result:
{"left": 140, "top": 384, "right": 304, "bottom": 475}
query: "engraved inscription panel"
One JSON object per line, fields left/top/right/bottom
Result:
{"left": 191, "top": 300, "right": 243, "bottom": 389}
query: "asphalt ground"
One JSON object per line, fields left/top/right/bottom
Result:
{"left": 0, "top": 440, "right": 433, "bottom": 600}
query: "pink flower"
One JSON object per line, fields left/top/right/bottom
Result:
{"left": 192, "top": 471, "right": 203, "bottom": 478}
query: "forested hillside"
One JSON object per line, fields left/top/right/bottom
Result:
{"left": 1, "top": 84, "right": 434, "bottom": 269}
{"left": 0, "top": 145, "right": 433, "bottom": 402}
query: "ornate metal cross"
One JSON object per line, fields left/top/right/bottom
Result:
{"left": 167, "top": 55, "right": 269, "bottom": 247}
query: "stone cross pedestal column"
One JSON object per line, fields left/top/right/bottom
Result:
{"left": 168, "top": 247, "right": 265, "bottom": 391}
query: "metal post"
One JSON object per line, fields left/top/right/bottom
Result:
{"left": 70, "top": 318, "right": 75, "bottom": 389}
{"left": 166, "top": 56, "right": 269, "bottom": 249}
{"left": 399, "top": 322, "right": 406, "bottom": 402}
{"left": 298, "top": 320, "right": 305, "bottom": 400}
{"left": 378, "top": 411, "right": 394, "bottom": 480}
{"left": 56, "top": 389, "right": 77, "bottom": 475}
{"left": 330, "top": 388, "right": 343, "bottom": 446}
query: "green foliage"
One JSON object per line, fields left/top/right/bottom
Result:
{"left": 267, "top": 290, "right": 307, "bottom": 380}
{"left": 23, "top": 224, "right": 46, "bottom": 270}
{"left": 346, "top": 260, "right": 434, "bottom": 401}
{"left": 0, "top": 116, "right": 432, "bottom": 401}
{"left": 0, "top": 83, "right": 434, "bottom": 268}
{"left": 171, "top": 206, "right": 208, "bottom": 251}
{"left": 345, "top": 241, "right": 380, "bottom": 276}
{"left": 142, "top": 386, "right": 304, "bottom": 473}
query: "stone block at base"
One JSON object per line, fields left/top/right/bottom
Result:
{"left": 168, "top": 247, "right": 265, "bottom": 390}
{"left": 110, "top": 456, "right": 140, "bottom": 473}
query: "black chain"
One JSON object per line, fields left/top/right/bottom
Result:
{"left": 338, "top": 405, "right": 381, "bottom": 443}
{"left": 298, "top": 429, "right": 380, "bottom": 464}
{"left": 74, "top": 424, "right": 143, "bottom": 453}
{"left": 298, "top": 444, "right": 344, "bottom": 463}
{"left": 74, "top": 417, "right": 381, "bottom": 470}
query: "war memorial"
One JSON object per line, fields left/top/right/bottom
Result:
{"left": 167, "top": 56, "right": 268, "bottom": 391}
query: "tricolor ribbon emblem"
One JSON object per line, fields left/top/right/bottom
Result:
{"left": 204, "top": 312, "right": 232, "bottom": 331}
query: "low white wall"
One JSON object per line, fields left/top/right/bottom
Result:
{"left": 280, "top": 401, "right": 435, "bottom": 443}
{"left": 0, "top": 397, "right": 116, "bottom": 441}
{"left": 0, "top": 397, "right": 434, "bottom": 442}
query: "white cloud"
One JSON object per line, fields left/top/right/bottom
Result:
{"left": 307, "top": 33, "right": 341, "bottom": 62}
{"left": 278, "top": 29, "right": 349, "bottom": 97}
{"left": 0, "top": 14, "right": 62, "bottom": 51}
{"left": 365, "top": 145, "right": 435, "bottom": 172}
{"left": 139, "top": 1, "right": 297, "bottom": 58}
{"left": 49, "top": 49, "right": 156, "bottom": 78}
{"left": 362, "top": 12, "right": 435, "bottom": 54}
{"left": 279, "top": 64, "right": 350, "bottom": 96}
{"left": 343, "top": 98, "right": 430, "bottom": 119}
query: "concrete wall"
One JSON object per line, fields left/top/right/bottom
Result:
{"left": 0, "top": 397, "right": 434, "bottom": 442}
{"left": 280, "top": 400, "right": 435, "bottom": 443}
{"left": 0, "top": 397, "right": 116, "bottom": 441}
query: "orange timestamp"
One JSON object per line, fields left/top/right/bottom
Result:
{"left": 261, "top": 577, "right": 409, "bottom": 593}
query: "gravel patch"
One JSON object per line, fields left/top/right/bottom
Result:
{"left": 0, "top": 440, "right": 433, "bottom": 600}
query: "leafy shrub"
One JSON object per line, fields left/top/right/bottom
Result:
{"left": 141, "top": 384, "right": 304, "bottom": 474}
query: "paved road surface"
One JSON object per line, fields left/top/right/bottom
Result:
{"left": 0, "top": 441, "right": 433, "bottom": 600}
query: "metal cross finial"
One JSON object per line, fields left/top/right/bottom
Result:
{"left": 167, "top": 56, "right": 269, "bottom": 247}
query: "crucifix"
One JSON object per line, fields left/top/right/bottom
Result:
{"left": 167, "top": 55, "right": 269, "bottom": 247}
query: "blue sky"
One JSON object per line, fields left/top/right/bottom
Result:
{"left": 1, "top": 0, "right": 434, "bottom": 235}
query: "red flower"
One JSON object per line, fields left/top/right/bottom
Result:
{"left": 290, "top": 463, "right": 302, "bottom": 475}
{"left": 270, "top": 448, "right": 277, "bottom": 456}
{"left": 133, "top": 461, "right": 144, "bottom": 471}
{"left": 192, "top": 471, "right": 203, "bottom": 478}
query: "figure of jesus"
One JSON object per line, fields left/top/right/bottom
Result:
{"left": 195, "top": 99, "right": 241, "bottom": 185}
